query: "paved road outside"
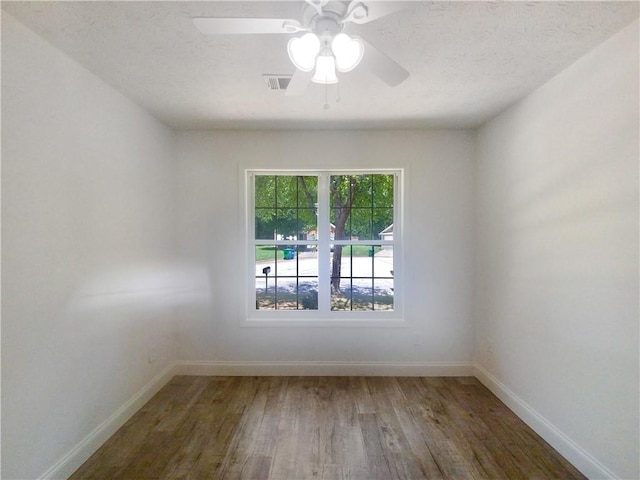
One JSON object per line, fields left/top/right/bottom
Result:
{"left": 255, "top": 251, "right": 394, "bottom": 295}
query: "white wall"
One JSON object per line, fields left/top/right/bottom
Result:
{"left": 4, "top": 6, "right": 637, "bottom": 479}
{"left": 175, "top": 129, "right": 475, "bottom": 366}
{"left": 475, "top": 20, "right": 639, "bottom": 479}
{"left": 1, "top": 14, "right": 180, "bottom": 479}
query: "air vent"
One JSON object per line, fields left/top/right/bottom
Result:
{"left": 263, "top": 74, "right": 292, "bottom": 92}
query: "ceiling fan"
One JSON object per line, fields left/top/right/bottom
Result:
{"left": 193, "top": 0, "right": 410, "bottom": 96}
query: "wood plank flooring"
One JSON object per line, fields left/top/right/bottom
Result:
{"left": 70, "top": 376, "right": 586, "bottom": 480}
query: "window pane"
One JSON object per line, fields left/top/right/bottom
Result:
{"left": 374, "top": 246, "right": 394, "bottom": 279}
{"left": 351, "top": 282, "right": 374, "bottom": 310}
{"left": 256, "top": 289, "right": 276, "bottom": 310}
{"left": 330, "top": 175, "right": 373, "bottom": 208}
{"left": 255, "top": 246, "right": 318, "bottom": 311}
{"left": 276, "top": 244, "right": 318, "bottom": 310}
{"left": 255, "top": 209, "right": 275, "bottom": 240}
{"left": 330, "top": 174, "right": 393, "bottom": 241}
{"left": 350, "top": 208, "right": 372, "bottom": 240}
{"left": 329, "top": 207, "right": 344, "bottom": 241}
{"left": 373, "top": 208, "right": 393, "bottom": 240}
{"left": 255, "top": 245, "right": 277, "bottom": 309}
{"left": 297, "top": 208, "right": 317, "bottom": 241}
{"left": 276, "top": 208, "right": 297, "bottom": 239}
{"left": 255, "top": 175, "right": 276, "bottom": 208}
{"left": 331, "top": 286, "right": 352, "bottom": 311}
{"left": 350, "top": 247, "right": 372, "bottom": 278}
{"left": 297, "top": 176, "right": 318, "bottom": 208}
{"left": 374, "top": 278, "right": 394, "bottom": 310}
{"left": 259, "top": 176, "right": 316, "bottom": 241}
{"left": 330, "top": 245, "right": 394, "bottom": 311}
{"left": 275, "top": 246, "right": 318, "bottom": 276}
{"left": 373, "top": 174, "right": 394, "bottom": 207}
{"left": 255, "top": 245, "right": 278, "bottom": 263}
{"left": 299, "top": 280, "right": 319, "bottom": 310}
{"left": 268, "top": 175, "right": 318, "bottom": 209}
{"left": 331, "top": 280, "right": 374, "bottom": 311}
{"left": 330, "top": 175, "right": 350, "bottom": 207}
{"left": 277, "top": 278, "right": 318, "bottom": 310}
{"left": 331, "top": 209, "right": 393, "bottom": 242}
{"left": 330, "top": 244, "right": 348, "bottom": 282}
{"left": 373, "top": 246, "right": 394, "bottom": 310}
{"left": 352, "top": 174, "right": 373, "bottom": 208}
{"left": 276, "top": 176, "right": 298, "bottom": 208}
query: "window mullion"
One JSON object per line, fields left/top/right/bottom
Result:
{"left": 317, "top": 173, "right": 331, "bottom": 313}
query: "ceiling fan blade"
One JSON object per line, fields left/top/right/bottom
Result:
{"left": 360, "top": 38, "right": 409, "bottom": 87}
{"left": 193, "top": 17, "right": 301, "bottom": 35}
{"left": 285, "top": 69, "right": 313, "bottom": 96}
{"left": 344, "top": 1, "right": 412, "bottom": 25}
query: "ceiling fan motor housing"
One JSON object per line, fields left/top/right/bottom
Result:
{"left": 313, "top": 16, "right": 342, "bottom": 49}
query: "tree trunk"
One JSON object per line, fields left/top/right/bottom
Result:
{"left": 298, "top": 176, "right": 315, "bottom": 209}
{"left": 330, "top": 177, "right": 356, "bottom": 294}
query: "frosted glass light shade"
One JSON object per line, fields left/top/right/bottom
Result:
{"left": 311, "top": 55, "right": 338, "bottom": 84}
{"left": 287, "top": 33, "right": 321, "bottom": 72}
{"left": 331, "top": 33, "right": 364, "bottom": 72}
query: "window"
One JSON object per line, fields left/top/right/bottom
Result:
{"left": 247, "top": 170, "right": 401, "bottom": 320}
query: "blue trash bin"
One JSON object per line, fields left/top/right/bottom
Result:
{"left": 283, "top": 248, "right": 295, "bottom": 260}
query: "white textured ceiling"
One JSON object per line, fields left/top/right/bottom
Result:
{"left": 3, "top": 1, "right": 638, "bottom": 129}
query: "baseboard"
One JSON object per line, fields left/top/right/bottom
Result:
{"left": 473, "top": 363, "right": 616, "bottom": 480}
{"left": 39, "top": 362, "right": 179, "bottom": 480}
{"left": 175, "top": 360, "right": 474, "bottom": 377}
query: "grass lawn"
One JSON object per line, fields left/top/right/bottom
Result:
{"left": 255, "top": 245, "right": 381, "bottom": 262}
{"left": 347, "top": 245, "right": 382, "bottom": 257}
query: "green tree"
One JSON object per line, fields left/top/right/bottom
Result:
{"left": 254, "top": 176, "right": 317, "bottom": 240}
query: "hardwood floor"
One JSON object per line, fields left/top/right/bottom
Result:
{"left": 70, "top": 376, "right": 586, "bottom": 480}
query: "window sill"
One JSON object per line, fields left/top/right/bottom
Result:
{"left": 242, "top": 316, "right": 406, "bottom": 328}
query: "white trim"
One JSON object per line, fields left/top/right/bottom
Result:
{"left": 176, "top": 360, "right": 473, "bottom": 377}
{"left": 246, "top": 169, "right": 403, "bottom": 320}
{"left": 38, "top": 362, "right": 179, "bottom": 480}
{"left": 241, "top": 318, "right": 406, "bottom": 327}
{"left": 473, "top": 363, "right": 616, "bottom": 480}
{"left": 317, "top": 173, "right": 331, "bottom": 313}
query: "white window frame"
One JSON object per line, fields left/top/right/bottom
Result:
{"left": 244, "top": 169, "right": 404, "bottom": 326}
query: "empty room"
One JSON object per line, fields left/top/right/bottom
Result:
{"left": 1, "top": 1, "right": 638, "bottom": 479}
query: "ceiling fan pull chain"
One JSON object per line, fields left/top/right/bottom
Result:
{"left": 324, "top": 82, "right": 330, "bottom": 110}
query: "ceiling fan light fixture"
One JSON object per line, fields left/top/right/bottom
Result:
{"left": 331, "top": 33, "right": 364, "bottom": 72}
{"left": 311, "top": 54, "right": 338, "bottom": 84}
{"left": 287, "top": 33, "right": 321, "bottom": 72}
